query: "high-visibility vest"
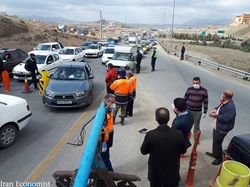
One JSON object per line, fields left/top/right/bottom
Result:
{"left": 110, "top": 78, "right": 131, "bottom": 104}
{"left": 153, "top": 49, "right": 157, "bottom": 58}
{"left": 129, "top": 75, "right": 137, "bottom": 99}
{"left": 105, "top": 112, "right": 114, "bottom": 133}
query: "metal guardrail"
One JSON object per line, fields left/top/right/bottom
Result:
{"left": 158, "top": 40, "right": 250, "bottom": 81}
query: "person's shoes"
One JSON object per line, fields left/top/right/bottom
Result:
{"left": 151, "top": 69, "right": 155, "bottom": 71}
{"left": 211, "top": 159, "right": 222, "bottom": 165}
{"left": 34, "top": 87, "right": 39, "bottom": 90}
{"left": 205, "top": 152, "right": 216, "bottom": 158}
{"left": 128, "top": 113, "right": 133, "bottom": 117}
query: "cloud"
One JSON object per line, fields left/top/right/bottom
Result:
{"left": 0, "top": 0, "right": 249, "bottom": 24}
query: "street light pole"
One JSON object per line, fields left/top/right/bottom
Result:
{"left": 100, "top": 11, "right": 102, "bottom": 39}
{"left": 163, "top": 12, "right": 166, "bottom": 30}
{"left": 170, "top": 0, "right": 176, "bottom": 50}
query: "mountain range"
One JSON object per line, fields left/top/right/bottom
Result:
{"left": 18, "top": 15, "right": 232, "bottom": 27}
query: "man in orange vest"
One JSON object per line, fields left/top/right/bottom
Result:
{"left": 126, "top": 70, "right": 137, "bottom": 117}
{"left": 101, "top": 93, "right": 116, "bottom": 171}
{"left": 110, "top": 70, "right": 132, "bottom": 125}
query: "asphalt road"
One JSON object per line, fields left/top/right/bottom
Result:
{"left": 0, "top": 46, "right": 250, "bottom": 187}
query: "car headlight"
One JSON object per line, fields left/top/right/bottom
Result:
{"left": 44, "top": 89, "right": 54, "bottom": 97}
{"left": 75, "top": 91, "right": 86, "bottom": 97}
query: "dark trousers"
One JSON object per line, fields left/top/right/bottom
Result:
{"left": 150, "top": 181, "right": 178, "bottom": 187}
{"left": 106, "top": 86, "right": 114, "bottom": 94}
{"left": 28, "top": 71, "right": 38, "bottom": 89}
{"left": 212, "top": 129, "right": 227, "bottom": 160}
{"left": 180, "top": 53, "right": 184, "bottom": 60}
{"left": 136, "top": 61, "right": 141, "bottom": 73}
{"left": 151, "top": 58, "right": 156, "bottom": 70}
{"left": 101, "top": 147, "right": 114, "bottom": 172}
{"left": 126, "top": 99, "right": 134, "bottom": 116}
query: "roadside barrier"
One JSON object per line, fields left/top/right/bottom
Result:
{"left": 23, "top": 76, "right": 32, "bottom": 93}
{"left": 186, "top": 130, "right": 201, "bottom": 187}
{"left": 1, "top": 70, "right": 10, "bottom": 92}
{"left": 39, "top": 70, "right": 50, "bottom": 95}
{"left": 158, "top": 40, "right": 250, "bottom": 81}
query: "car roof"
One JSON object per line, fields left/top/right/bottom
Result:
{"left": 28, "top": 50, "right": 59, "bottom": 55}
{"left": 37, "top": 42, "right": 60, "bottom": 45}
{"left": 59, "top": 61, "right": 88, "bottom": 68}
{"left": 62, "top": 47, "right": 79, "bottom": 49}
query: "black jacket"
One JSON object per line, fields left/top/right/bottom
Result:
{"left": 141, "top": 125, "right": 186, "bottom": 185}
{"left": 136, "top": 52, "right": 143, "bottom": 63}
{"left": 25, "top": 58, "right": 38, "bottom": 72}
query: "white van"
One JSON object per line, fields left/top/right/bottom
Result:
{"left": 106, "top": 45, "right": 137, "bottom": 72}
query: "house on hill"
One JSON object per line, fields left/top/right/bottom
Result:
{"left": 232, "top": 14, "right": 250, "bottom": 25}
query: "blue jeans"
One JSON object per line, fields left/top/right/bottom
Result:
{"left": 101, "top": 147, "right": 114, "bottom": 172}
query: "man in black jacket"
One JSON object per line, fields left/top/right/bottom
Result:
{"left": 136, "top": 50, "right": 143, "bottom": 74}
{"left": 25, "top": 53, "right": 39, "bottom": 89}
{"left": 141, "top": 107, "right": 187, "bottom": 187}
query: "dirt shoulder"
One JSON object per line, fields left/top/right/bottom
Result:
{"left": 161, "top": 39, "right": 250, "bottom": 72}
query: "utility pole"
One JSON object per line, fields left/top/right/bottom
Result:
{"left": 100, "top": 11, "right": 102, "bottom": 39}
{"left": 170, "top": 0, "right": 176, "bottom": 50}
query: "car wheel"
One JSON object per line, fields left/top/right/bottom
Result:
{"left": 87, "top": 91, "right": 93, "bottom": 106}
{"left": 0, "top": 124, "right": 18, "bottom": 148}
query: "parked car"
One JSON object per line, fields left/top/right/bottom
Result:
{"left": 0, "top": 48, "right": 27, "bottom": 72}
{"left": 58, "top": 47, "right": 85, "bottom": 62}
{"left": 0, "top": 94, "right": 32, "bottom": 148}
{"left": 12, "top": 51, "right": 63, "bottom": 80}
{"left": 80, "top": 42, "right": 93, "bottom": 50}
{"left": 101, "top": 47, "right": 115, "bottom": 64}
{"left": 33, "top": 42, "right": 64, "bottom": 52}
{"left": 43, "top": 61, "right": 94, "bottom": 108}
{"left": 225, "top": 134, "right": 250, "bottom": 168}
{"left": 84, "top": 44, "right": 103, "bottom": 58}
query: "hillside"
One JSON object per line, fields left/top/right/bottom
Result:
{"left": 0, "top": 14, "right": 91, "bottom": 52}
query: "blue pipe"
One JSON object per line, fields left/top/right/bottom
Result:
{"left": 74, "top": 102, "right": 106, "bottom": 187}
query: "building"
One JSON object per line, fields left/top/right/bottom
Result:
{"left": 232, "top": 14, "right": 250, "bottom": 25}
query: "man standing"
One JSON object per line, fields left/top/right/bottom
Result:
{"left": 110, "top": 70, "right": 131, "bottom": 125}
{"left": 172, "top": 98, "right": 194, "bottom": 149}
{"left": 25, "top": 53, "right": 39, "bottom": 90}
{"left": 136, "top": 50, "right": 143, "bottom": 74}
{"left": 184, "top": 77, "right": 208, "bottom": 140}
{"left": 180, "top": 43, "right": 185, "bottom": 60}
{"left": 101, "top": 94, "right": 116, "bottom": 172}
{"left": 126, "top": 70, "right": 137, "bottom": 117}
{"left": 206, "top": 89, "right": 236, "bottom": 165}
{"left": 141, "top": 107, "right": 186, "bottom": 187}
{"left": 151, "top": 47, "right": 157, "bottom": 71}
{"left": 105, "top": 63, "right": 118, "bottom": 94}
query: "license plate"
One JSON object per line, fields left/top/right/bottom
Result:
{"left": 57, "top": 101, "right": 72, "bottom": 104}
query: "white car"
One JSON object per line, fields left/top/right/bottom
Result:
{"left": 0, "top": 94, "right": 32, "bottom": 148}
{"left": 101, "top": 47, "right": 115, "bottom": 64}
{"left": 84, "top": 44, "right": 103, "bottom": 58}
{"left": 33, "top": 42, "right": 64, "bottom": 52}
{"left": 12, "top": 51, "right": 64, "bottom": 80}
{"left": 58, "top": 47, "right": 85, "bottom": 62}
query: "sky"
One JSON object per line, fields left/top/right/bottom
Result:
{"left": 0, "top": 0, "right": 249, "bottom": 25}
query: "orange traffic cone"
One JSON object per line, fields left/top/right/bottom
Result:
{"left": 23, "top": 77, "right": 32, "bottom": 93}
{"left": 1, "top": 70, "right": 10, "bottom": 92}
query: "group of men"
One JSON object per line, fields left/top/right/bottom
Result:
{"left": 101, "top": 45, "right": 237, "bottom": 187}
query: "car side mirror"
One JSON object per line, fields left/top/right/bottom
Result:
{"left": 3, "top": 60, "right": 6, "bottom": 63}
{"left": 89, "top": 75, "right": 95, "bottom": 79}
{"left": 52, "top": 48, "right": 56, "bottom": 51}
{"left": 47, "top": 61, "right": 52, "bottom": 65}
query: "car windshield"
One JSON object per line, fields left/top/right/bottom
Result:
{"left": 35, "top": 55, "right": 47, "bottom": 64}
{"left": 35, "top": 44, "right": 51, "bottom": 51}
{"left": 112, "top": 53, "right": 130, "bottom": 61}
{"left": 105, "top": 48, "right": 114, "bottom": 54}
{"left": 87, "top": 45, "right": 98, "bottom": 49}
{"left": 82, "top": 42, "right": 91, "bottom": 46}
{"left": 59, "top": 49, "right": 74, "bottom": 55}
{"left": 53, "top": 67, "right": 86, "bottom": 80}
